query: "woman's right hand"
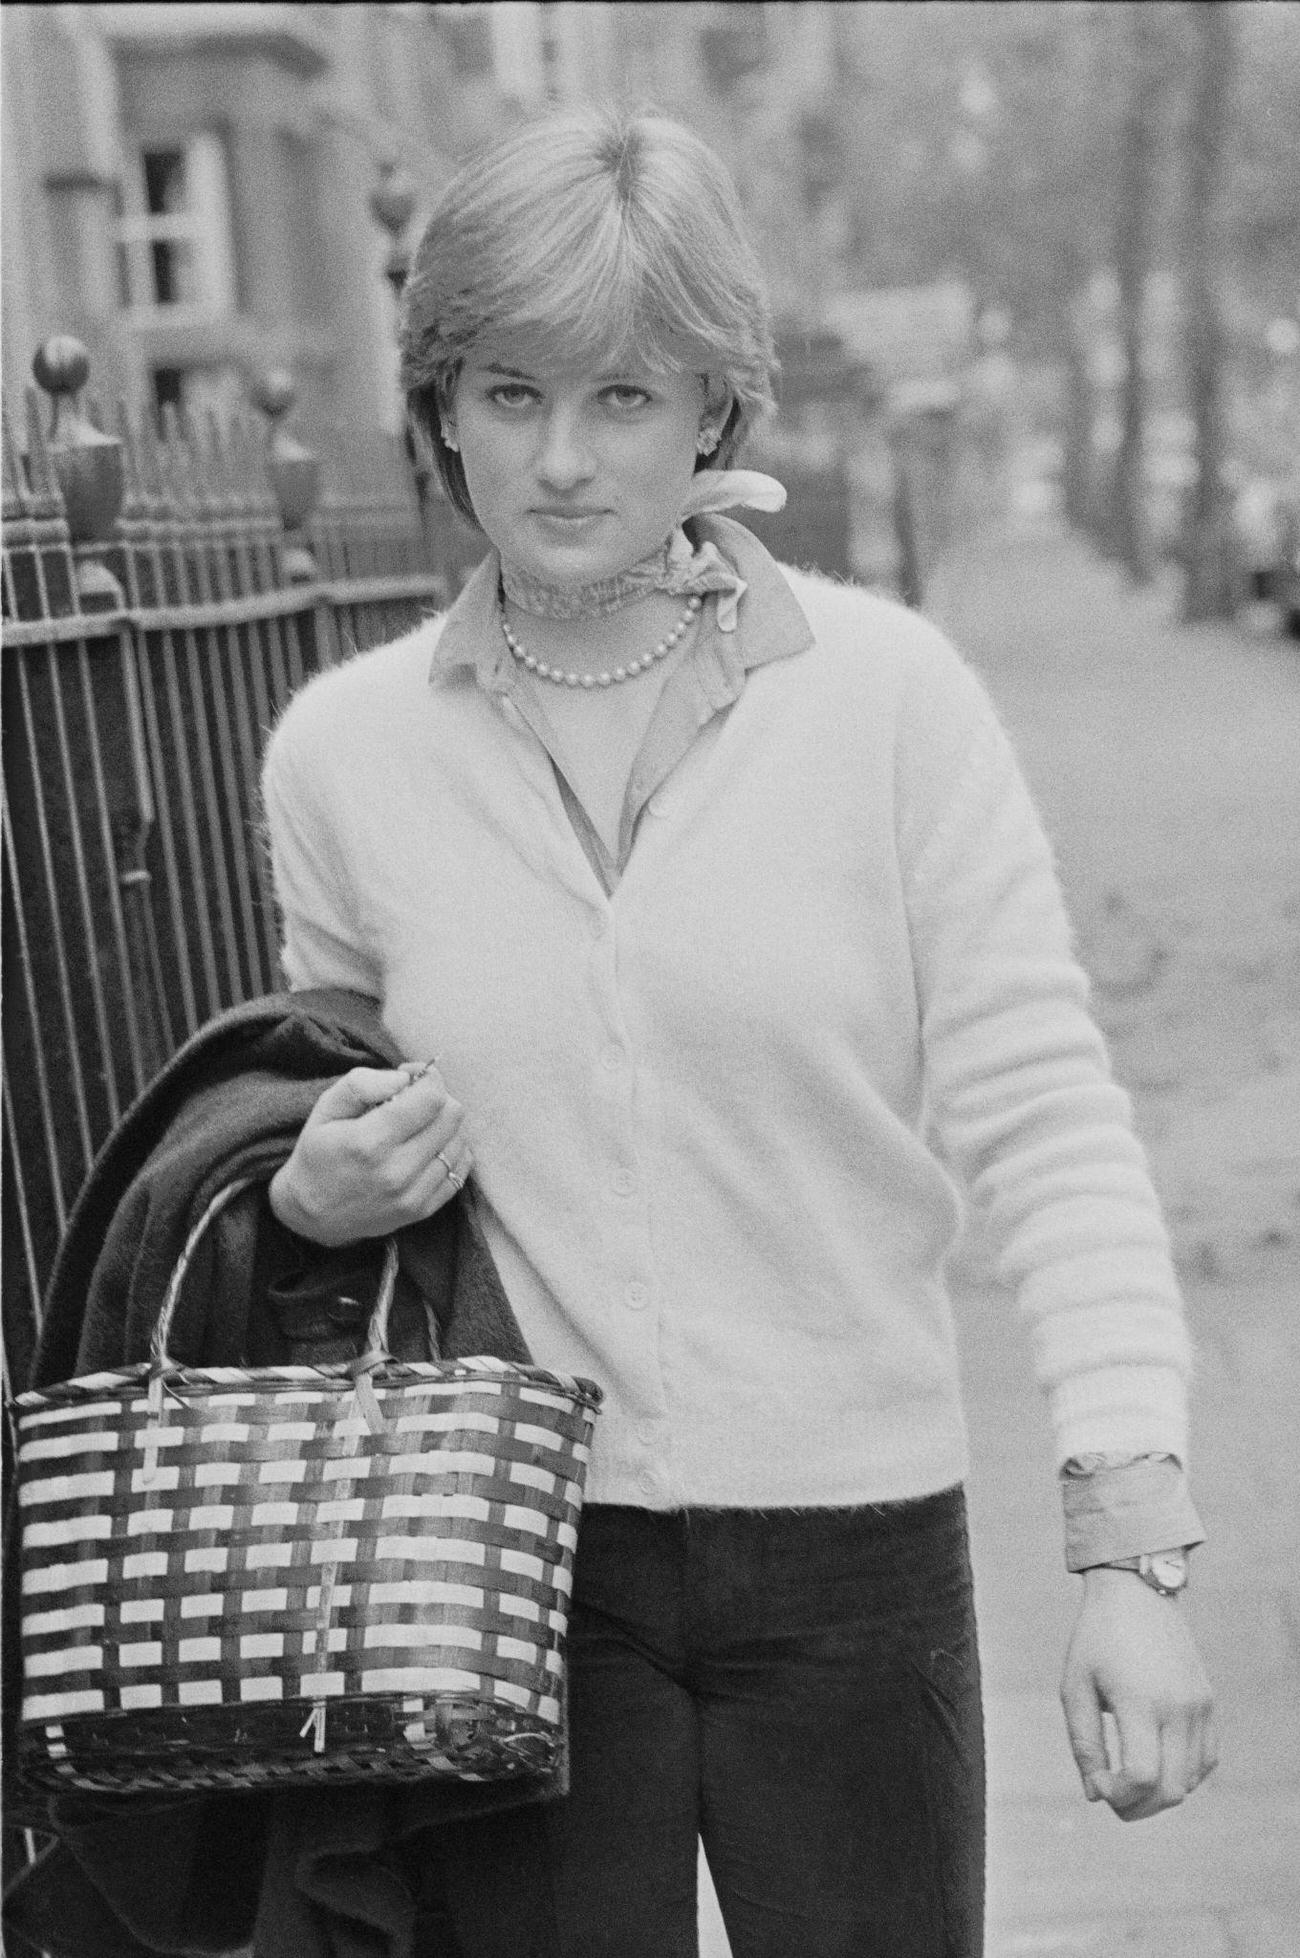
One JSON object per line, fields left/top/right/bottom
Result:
{"left": 268, "top": 1064, "right": 473, "bottom": 1247}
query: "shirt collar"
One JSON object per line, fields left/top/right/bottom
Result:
{"left": 427, "top": 514, "right": 814, "bottom": 695}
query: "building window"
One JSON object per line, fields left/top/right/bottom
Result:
{"left": 151, "top": 367, "right": 186, "bottom": 422}
{"left": 117, "top": 134, "right": 236, "bottom": 317}
{"left": 149, "top": 364, "right": 248, "bottom": 430}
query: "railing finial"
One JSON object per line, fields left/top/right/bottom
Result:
{"left": 31, "top": 335, "right": 125, "bottom": 610}
{"left": 31, "top": 336, "right": 91, "bottom": 440}
{"left": 252, "top": 368, "right": 320, "bottom": 584}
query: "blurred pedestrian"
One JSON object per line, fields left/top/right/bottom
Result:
{"left": 262, "top": 105, "right": 1216, "bottom": 1958}
{"left": 962, "top": 306, "right": 1018, "bottom": 528}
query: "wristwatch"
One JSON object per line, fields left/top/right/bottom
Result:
{"left": 1101, "top": 1548, "right": 1190, "bottom": 1596}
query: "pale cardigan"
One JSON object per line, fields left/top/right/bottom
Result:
{"left": 261, "top": 552, "right": 1193, "bottom": 1511}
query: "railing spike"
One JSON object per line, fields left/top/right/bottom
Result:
{"left": 203, "top": 408, "right": 233, "bottom": 501}
{"left": 178, "top": 404, "right": 216, "bottom": 521}
{"left": 151, "top": 407, "right": 176, "bottom": 503}
{"left": 115, "top": 397, "right": 142, "bottom": 502}
{"left": 2, "top": 398, "right": 29, "bottom": 519}
{"left": 227, "top": 415, "right": 251, "bottom": 504}
{"left": 135, "top": 399, "right": 165, "bottom": 502}
{"left": 23, "top": 385, "right": 59, "bottom": 505}
{"left": 158, "top": 399, "right": 182, "bottom": 464}
{"left": 239, "top": 411, "right": 279, "bottom": 517}
{"left": 159, "top": 401, "right": 196, "bottom": 511}
{"left": 221, "top": 414, "right": 247, "bottom": 518}
{"left": 190, "top": 408, "right": 214, "bottom": 495}
{"left": 108, "top": 395, "right": 150, "bottom": 608}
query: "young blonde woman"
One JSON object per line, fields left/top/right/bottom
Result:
{"left": 263, "top": 106, "right": 1215, "bottom": 1958}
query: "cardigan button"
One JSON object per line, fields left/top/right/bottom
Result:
{"left": 624, "top": 1281, "right": 649, "bottom": 1311}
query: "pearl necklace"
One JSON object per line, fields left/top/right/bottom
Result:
{"left": 499, "top": 593, "right": 702, "bottom": 688}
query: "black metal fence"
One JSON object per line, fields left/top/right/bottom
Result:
{"left": 1, "top": 368, "right": 471, "bottom": 1401}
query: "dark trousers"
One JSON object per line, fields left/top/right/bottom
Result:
{"left": 424, "top": 1490, "right": 985, "bottom": 1958}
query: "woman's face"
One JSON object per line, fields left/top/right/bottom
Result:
{"left": 451, "top": 352, "right": 709, "bottom": 585}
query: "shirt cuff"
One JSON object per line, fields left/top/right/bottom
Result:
{"left": 1060, "top": 1453, "right": 1206, "bottom": 1572}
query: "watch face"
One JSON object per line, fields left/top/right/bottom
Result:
{"left": 1145, "top": 1550, "right": 1189, "bottom": 1593}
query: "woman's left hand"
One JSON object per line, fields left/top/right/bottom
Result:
{"left": 1059, "top": 1566, "right": 1218, "bottom": 1820}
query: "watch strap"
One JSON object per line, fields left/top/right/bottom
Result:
{"left": 1098, "top": 1547, "right": 1190, "bottom": 1595}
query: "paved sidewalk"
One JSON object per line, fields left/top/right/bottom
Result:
{"left": 696, "top": 526, "right": 1300, "bottom": 1956}
{"left": 934, "top": 528, "right": 1300, "bottom": 1958}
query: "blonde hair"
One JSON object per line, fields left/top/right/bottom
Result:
{"left": 400, "top": 105, "right": 777, "bottom": 526}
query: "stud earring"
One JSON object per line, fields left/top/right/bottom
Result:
{"left": 696, "top": 426, "right": 720, "bottom": 457}
{"left": 441, "top": 425, "right": 459, "bottom": 452}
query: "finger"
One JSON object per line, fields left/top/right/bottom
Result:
{"left": 365, "top": 1070, "right": 463, "bottom": 1148}
{"left": 371, "top": 1126, "right": 472, "bottom": 1219}
{"left": 1156, "top": 1720, "right": 1191, "bottom": 1813}
{"left": 1189, "top": 1703, "right": 1220, "bottom": 1791}
{"left": 404, "top": 1132, "right": 473, "bottom": 1202}
{"left": 433, "top": 1138, "right": 473, "bottom": 1192}
{"left": 397, "top": 1056, "right": 440, "bottom": 1079}
{"left": 1106, "top": 1703, "right": 1162, "bottom": 1819}
{"left": 1060, "top": 1671, "right": 1111, "bottom": 1801}
{"left": 404, "top": 1148, "right": 471, "bottom": 1221}
{"left": 311, "top": 1066, "right": 414, "bottom": 1124}
{"left": 380, "top": 1102, "right": 469, "bottom": 1181}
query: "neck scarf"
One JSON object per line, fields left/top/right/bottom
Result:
{"left": 498, "top": 469, "right": 786, "bottom": 633}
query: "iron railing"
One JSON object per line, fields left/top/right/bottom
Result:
{"left": 2, "top": 358, "right": 477, "bottom": 1401}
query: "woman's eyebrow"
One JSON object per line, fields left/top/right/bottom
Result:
{"left": 475, "top": 363, "right": 656, "bottom": 389}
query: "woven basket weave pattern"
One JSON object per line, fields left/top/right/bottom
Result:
{"left": 17, "top": 1355, "right": 600, "bottom": 1792}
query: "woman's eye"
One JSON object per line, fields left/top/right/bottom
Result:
{"left": 487, "top": 384, "right": 538, "bottom": 409}
{"left": 602, "top": 385, "right": 652, "bottom": 412}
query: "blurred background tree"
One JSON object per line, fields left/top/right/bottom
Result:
{"left": 819, "top": 0, "right": 1298, "bottom": 605}
{"left": 1180, "top": 0, "right": 1239, "bottom": 621}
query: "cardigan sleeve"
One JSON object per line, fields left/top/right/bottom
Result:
{"left": 898, "top": 645, "right": 1196, "bottom": 1473}
{"left": 260, "top": 713, "right": 383, "bottom": 999}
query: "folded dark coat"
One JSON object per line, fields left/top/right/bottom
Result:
{"left": 4, "top": 989, "right": 562, "bottom": 1958}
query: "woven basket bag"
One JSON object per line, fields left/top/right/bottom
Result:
{"left": 14, "top": 1180, "right": 602, "bottom": 1794}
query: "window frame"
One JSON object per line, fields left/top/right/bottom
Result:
{"left": 116, "top": 132, "right": 237, "bottom": 320}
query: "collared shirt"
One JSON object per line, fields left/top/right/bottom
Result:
{"left": 428, "top": 517, "right": 815, "bottom": 893}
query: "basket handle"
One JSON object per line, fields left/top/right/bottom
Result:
{"left": 149, "top": 1176, "right": 400, "bottom": 1369}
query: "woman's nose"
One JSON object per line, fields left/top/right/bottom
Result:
{"left": 535, "top": 407, "right": 595, "bottom": 490}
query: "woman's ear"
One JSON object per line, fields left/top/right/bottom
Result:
{"left": 696, "top": 378, "right": 733, "bottom": 461}
{"left": 435, "top": 373, "right": 461, "bottom": 451}
{"left": 703, "top": 377, "right": 733, "bottom": 423}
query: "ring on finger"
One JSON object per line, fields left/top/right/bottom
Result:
{"left": 436, "top": 1149, "right": 465, "bottom": 1192}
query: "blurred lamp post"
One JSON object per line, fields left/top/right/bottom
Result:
{"left": 369, "top": 158, "right": 417, "bottom": 302}
{"left": 31, "top": 334, "right": 125, "bottom": 611}
{"left": 252, "top": 367, "right": 320, "bottom": 584}
{"left": 370, "top": 157, "right": 429, "bottom": 521}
